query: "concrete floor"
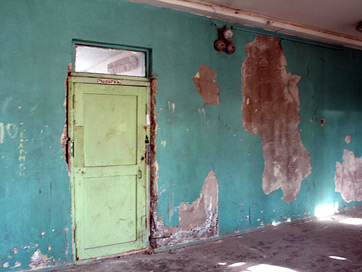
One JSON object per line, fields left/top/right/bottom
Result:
{"left": 58, "top": 209, "right": 362, "bottom": 272}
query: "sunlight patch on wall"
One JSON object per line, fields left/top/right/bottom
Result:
{"left": 314, "top": 202, "right": 338, "bottom": 218}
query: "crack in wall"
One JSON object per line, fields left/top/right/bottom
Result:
{"left": 241, "top": 35, "right": 311, "bottom": 203}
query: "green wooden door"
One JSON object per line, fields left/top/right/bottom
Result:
{"left": 69, "top": 77, "right": 149, "bottom": 260}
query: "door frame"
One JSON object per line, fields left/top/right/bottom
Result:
{"left": 67, "top": 73, "right": 151, "bottom": 261}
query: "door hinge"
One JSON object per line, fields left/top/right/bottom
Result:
{"left": 69, "top": 140, "right": 74, "bottom": 157}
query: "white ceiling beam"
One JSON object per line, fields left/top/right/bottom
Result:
{"left": 130, "top": 0, "right": 362, "bottom": 50}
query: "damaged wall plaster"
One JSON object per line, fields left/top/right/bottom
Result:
{"left": 345, "top": 135, "right": 352, "bottom": 144}
{"left": 151, "top": 170, "right": 219, "bottom": 247}
{"left": 149, "top": 78, "right": 218, "bottom": 248}
{"left": 241, "top": 35, "right": 311, "bottom": 203}
{"left": 335, "top": 149, "right": 362, "bottom": 203}
{"left": 193, "top": 64, "right": 220, "bottom": 105}
{"left": 149, "top": 77, "right": 160, "bottom": 249}
{"left": 29, "top": 249, "right": 54, "bottom": 269}
{"left": 61, "top": 64, "right": 72, "bottom": 174}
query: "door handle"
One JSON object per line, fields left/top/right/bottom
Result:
{"left": 138, "top": 169, "right": 142, "bottom": 179}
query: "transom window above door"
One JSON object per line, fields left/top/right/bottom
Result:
{"left": 74, "top": 44, "right": 146, "bottom": 77}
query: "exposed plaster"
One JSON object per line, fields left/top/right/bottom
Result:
{"left": 151, "top": 170, "right": 219, "bottom": 247}
{"left": 335, "top": 149, "right": 362, "bottom": 203}
{"left": 241, "top": 35, "right": 311, "bottom": 203}
{"left": 61, "top": 64, "right": 72, "bottom": 174}
{"left": 193, "top": 65, "right": 220, "bottom": 105}
{"left": 149, "top": 77, "right": 160, "bottom": 249}
{"left": 29, "top": 249, "right": 54, "bottom": 269}
{"left": 345, "top": 135, "right": 352, "bottom": 144}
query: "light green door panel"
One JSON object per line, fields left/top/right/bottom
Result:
{"left": 69, "top": 78, "right": 149, "bottom": 260}
{"left": 83, "top": 92, "right": 137, "bottom": 166}
{"left": 83, "top": 175, "right": 137, "bottom": 249}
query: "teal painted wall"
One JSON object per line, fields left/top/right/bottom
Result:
{"left": 0, "top": 0, "right": 361, "bottom": 270}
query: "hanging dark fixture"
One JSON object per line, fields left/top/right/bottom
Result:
{"left": 214, "top": 26, "right": 236, "bottom": 54}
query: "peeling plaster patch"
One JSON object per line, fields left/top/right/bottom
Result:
{"left": 149, "top": 78, "right": 160, "bottom": 250}
{"left": 241, "top": 35, "right": 311, "bottom": 203}
{"left": 62, "top": 68, "right": 72, "bottom": 175}
{"left": 152, "top": 170, "right": 219, "bottom": 247}
{"left": 2, "top": 97, "right": 13, "bottom": 112}
{"left": 198, "top": 108, "right": 206, "bottom": 124}
{"left": 29, "top": 249, "right": 54, "bottom": 269}
{"left": 3, "top": 262, "right": 9, "bottom": 268}
{"left": 167, "top": 101, "right": 176, "bottom": 123}
{"left": 168, "top": 192, "right": 175, "bottom": 223}
{"left": 14, "top": 261, "right": 21, "bottom": 268}
{"left": 65, "top": 243, "right": 69, "bottom": 259}
{"left": 193, "top": 65, "right": 220, "bottom": 105}
{"left": 335, "top": 149, "right": 362, "bottom": 203}
{"left": 179, "top": 171, "right": 218, "bottom": 230}
{"left": 345, "top": 135, "right": 352, "bottom": 144}
{"left": 13, "top": 246, "right": 18, "bottom": 254}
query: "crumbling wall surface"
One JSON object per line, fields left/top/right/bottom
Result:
{"left": 151, "top": 170, "right": 219, "bottom": 247}
{"left": 149, "top": 77, "right": 160, "bottom": 249}
{"left": 335, "top": 149, "right": 362, "bottom": 203}
{"left": 241, "top": 35, "right": 311, "bottom": 203}
{"left": 29, "top": 249, "right": 54, "bottom": 269}
{"left": 193, "top": 65, "right": 220, "bottom": 105}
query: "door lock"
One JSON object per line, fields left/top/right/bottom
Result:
{"left": 138, "top": 169, "right": 142, "bottom": 179}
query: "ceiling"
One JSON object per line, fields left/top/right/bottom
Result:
{"left": 202, "top": 0, "right": 362, "bottom": 38}
{"left": 131, "top": 0, "right": 362, "bottom": 50}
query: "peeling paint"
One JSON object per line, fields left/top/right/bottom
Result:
{"left": 179, "top": 170, "right": 218, "bottom": 230}
{"left": 62, "top": 64, "right": 72, "bottom": 174}
{"left": 193, "top": 65, "right": 220, "bottom": 105}
{"left": 149, "top": 77, "right": 160, "bottom": 250}
{"left": 241, "top": 35, "right": 311, "bottom": 203}
{"left": 335, "top": 149, "right": 362, "bottom": 203}
{"left": 152, "top": 170, "right": 219, "bottom": 247}
{"left": 345, "top": 135, "right": 352, "bottom": 144}
{"left": 29, "top": 249, "right": 54, "bottom": 269}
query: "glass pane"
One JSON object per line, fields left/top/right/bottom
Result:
{"left": 74, "top": 45, "right": 146, "bottom": 77}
